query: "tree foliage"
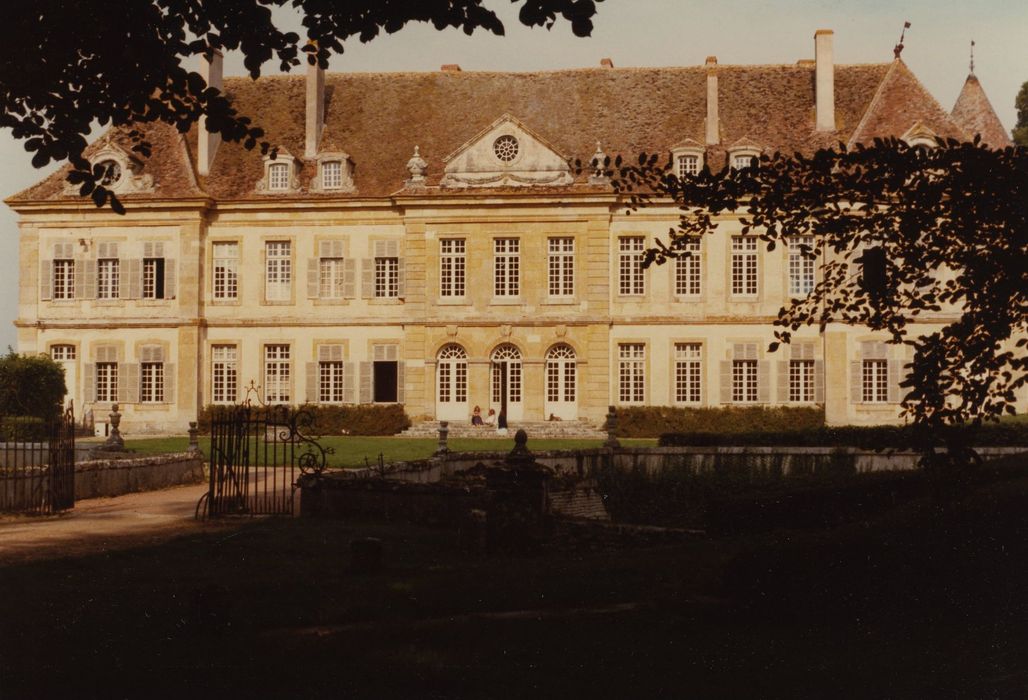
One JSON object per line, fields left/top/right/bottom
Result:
{"left": 1014, "top": 80, "right": 1028, "bottom": 147}
{"left": 592, "top": 137, "right": 1028, "bottom": 433}
{"left": 3, "top": 0, "right": 602, "bottom": 211}
{"left": 0, "top": 351, "right": 66, "bottom": 419}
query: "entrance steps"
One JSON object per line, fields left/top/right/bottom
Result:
{"left": 399, "top": 419, "right": 608, "bottom": 440}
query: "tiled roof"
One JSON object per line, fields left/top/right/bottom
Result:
{"left": 951, "top": 74, "right": 1013, "bottom": 149}
{"left": 10, "top": 59, "right": 976, "bottom": 203}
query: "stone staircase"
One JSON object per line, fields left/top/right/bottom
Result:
{"left": 400, "top": 419, "right": 608, "bottom": 440}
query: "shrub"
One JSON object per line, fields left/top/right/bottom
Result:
{"left": 615, "top": 406, "right": 824, "bottom": 438}
{"left": 0, "top": 416, "right": 48, "bottom": 442}
{"left": 0, "top": 351, "right": 66, "bottom": 420}
{"left": 197, "top": 403, "right": 411, "bottom": 436}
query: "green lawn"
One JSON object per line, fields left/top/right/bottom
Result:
{"left": 117, "top": 435, "right": 657, "bottom": 468}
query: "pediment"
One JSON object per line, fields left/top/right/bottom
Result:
{"left": 441, "top": 114, "right": 573, "bottom": 188}
{"left": 901, "top": 121, "right": 939, "bottom": 147}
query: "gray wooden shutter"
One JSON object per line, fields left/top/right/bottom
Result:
{"left": 307, "top": 259, "right": 320, "bottom": 298}
{"left": 164, "top": 363, "right": 175, "bottom": 404}
{"left": 343, "top": 361, "right": 356, "bottom": 404}
{"left": 887, "top": 359, "right": 902, "bottom": 404}
{"left": 777, "top": 361, "right": 790, "bottom": 403}
{"left": 306, "top": 362, "right": 318, "bottom": 403}
{"left": 82, "top": 260, "right": 97, "bottom": 299}
{"left": 359, "top": 361, "right": 372, "bottom": 403}
{"left": 397, "top": 258, "right": 406, "bottom": 298}
{"left": 813, "top": 360, "right": 825, "bottom": 403}
{"left": 40, "top": 260, "right": 52, "bottom": 300}
{"left": 850, "top": 361, "right": 863, "bottom": 403}
{"left": 84, "top": 363, "right": 96, "bottom": 402}
{"left": 164, "top": 259, "right": 177, "bottom": 299}
{"left": 73, "top": 260, "right": 85, "bottom": 300}
{"left": 343, "top": 259, "right": 356, "bottom": 299}
{"left": 719, "top": 360, "right": 732, "bottom": 404}
{"left": 126, "top": 259, "right": 142, "bottom": 299}
{"left": 757, "top": 361, "right": 771, "bottom": 403}
{"left": 361, "top": 259, "right": 374, "bottom": 299}
{"left": 397, "top": 361, "right": 406, "bottom": 405}
{"left": 119, "top": 363, "right": 139, "bottom": 403}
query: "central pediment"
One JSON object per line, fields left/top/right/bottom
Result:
{"left": 440, "top": 114, "right": 573, "bottom": 188}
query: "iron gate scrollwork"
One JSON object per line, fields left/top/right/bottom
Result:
{"left": 201, "top": 404, "right": 331, "bottom": 518}
{"left": 0, "top": 405, "right": 76, "bottom": 515}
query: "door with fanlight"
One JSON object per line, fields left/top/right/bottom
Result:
{"left": 544, "top": 344, "right": 577, "bottom": 420}
{"left": 490, "top": 344, "right": 523, "bottom": 423}
{"left": 436, "top": 344, "right": 469, "bottom": 422}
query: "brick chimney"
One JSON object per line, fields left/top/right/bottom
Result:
{"left": 815, "top": 29, "right": 835, "bottom": 132}
{"left": 705, "top": 56, "right": 720, "bottom": 146}
{"left": 600, "top": 58, "right": 614, "bottom": 68}
{"left": 197, "top": 50, "right": 223, "bottom": 176}
{"left": 441, "top": 64, "right": 462, "bottom": 72}
{"left": 305, "top": 56, "right": 325, "bottom": 158}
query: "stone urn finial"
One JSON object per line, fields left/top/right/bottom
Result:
{"left": 406, "top": 145, "right": 428, "bottom": 186}
{"left": 589, "top": 141, "right": 609, "bottom": 185}
{"left": 102, "top": 403, "right": 125, "bottom": 451}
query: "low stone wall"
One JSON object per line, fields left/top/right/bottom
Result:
{"left": 75, "top": 452, "right": 205, "bottom": 500}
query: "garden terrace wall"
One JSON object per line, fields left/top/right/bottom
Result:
{"left": 75, "top": 452, "right": 205, "bottom": 500}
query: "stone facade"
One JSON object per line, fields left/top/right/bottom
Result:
{"left": 6, "top": 30, "right": 1020, "bottom": 434}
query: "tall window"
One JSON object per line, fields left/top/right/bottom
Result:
{"left": 321, "top": 161, "right": 343, "bottom": 189}
{"left": 731, "top": 236, "right": 758, "bottom": 296}
{"left": 211, "top": 345, "right": 237, "bottom": 404}
{"left": 318, "top": 346, "right": 345, "bottom": 404}
{"left": 674, "top": 238, "right": 702, "bottom": 297}
{"left": 213, "top": 242, "right": 239, "bottom": 300}
{"left": 437, "top": 344, "right": 468, "bottom": 404}
{"left": 618, "top": 343, "right": 645, "bottom": 403}
{"left": 96, "top": 362, "right": 118, "bottom": 402}
{"left": 268, "top": 163, "right": 289, "bottom": 190}
{"left": 545, "top": 344, "right": 576, "bottom": 403}
{"left": 788, "top": 236, "right": 815, "bottom": 296}
{"left": 732, "top": 343, "right": 759, "bottom": 403}
{"left": 440, "top": 239, "right": 466, "bottom": 297}
{"left": 97, "top": 257, "right": 120, "bottom": 299}
{"left": 790, "top": 360, "right": 816, "bottom": 402}
{"left": 375, "top": 257, "right": 399, "bottom": 298}
{"left": 264, "top": 345, "right": 291, "bottom": 403}
{"left": 319, "top": 248, "right": 345, "bottom": 299}
{"left": 140, "top": 362, "right": 164, "bottom": 403}
{"left": 53, "top": 258, "right": 75, "bottom": 300}
{"left": 618, "top": 236, "right": 645, "bottom": 296}
{"left": 493, "top": 238, "right": 520, "bottom": 297}
{"left": 548, "top": 237, "right": 575, "bottom": 297}
{"left": 265, "top": 241, "right": 291, "bottom": 301}
{"left": 491, "top": 344, "right": 522, "bottom": 404}
{"left": 862, "top": 359, "right": 888, "bottom": 403}
{"left": 674, "top": 343, "right": 702, "bottom": 403}
{"left": 142, "top": 242, "right": 167, "bottom": 299}
{"left": 677, "top": 155, "right": 700, "bottom": 178}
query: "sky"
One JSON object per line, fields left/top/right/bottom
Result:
{"left": 1, "top": 0, "right": 1025, "bottom": 350}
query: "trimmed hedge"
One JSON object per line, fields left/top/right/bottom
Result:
{"left": 197, "top": 404, "right": 411, "bottom": 436}
{"left": 658, "top": 422, "right": 1028, "bottom": 449}
{"left": 0, "top": 416, "right": 47, "bottom": 442}
{"left": 616, "top": 406, "right": 825, "bottom": 438}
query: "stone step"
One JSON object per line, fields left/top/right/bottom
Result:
{"left": 400, "top": 420, "right": 608, "bottom": 440}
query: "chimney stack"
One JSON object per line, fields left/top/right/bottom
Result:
{"left": 814, "top": 29, "right": 835, "bottom": 132}
{"left": 197, "top": 50, "right": 223, "bottom": 176}
{"left": 600, "top": 58, "right": 614, "bottom": 68}
{"left": 705, "top": 56, "right": 719, "bottom": 146}
{"left": 305, "top": 54, "right": 325, "bottom": 158}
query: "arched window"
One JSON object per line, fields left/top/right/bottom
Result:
{"left": 437, "top": 344, "right": 467, "bottom": 404}
{"left": 491, "top": 344, "right": 522, "bottom": 404}
{"left": 546, "top": 344, "right": 576, "bottom": 403}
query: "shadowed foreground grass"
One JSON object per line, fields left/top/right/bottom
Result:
{"left": 115, "top": 436, "right": 657, "bottom": 468}
{"left": 2, "top": 473, "right": 1028, "bottom": 698}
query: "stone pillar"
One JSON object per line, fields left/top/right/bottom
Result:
{"left": 824, "top": 328, "right": 849, "bottom": 425}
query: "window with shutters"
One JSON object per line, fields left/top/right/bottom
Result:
{"left": 213, "top": 242, "right": 239, "bottom": 300}
{"left": 547, "top": 238, "right": 574, "bottom": 297}
{"left": 50, "top": 345, "right": 76, "bottom": 360}
{"left": 440, "top": 239, "right": 466, "bottom": 298}
{"left": 375, "top": 257, "right": 399, "bottom": 298}
{"left": 731, "top": 236, "right": 758, "bottom": 296}
{"left": 862, "top": 359, "right": 889, "bottom": 403}
{"left": 317, "top": 240, "right": 346, "bottom": 299}
{"left": 53, "top": 259, "right": 75, "bottom": 300}
{"left": 369, "top": 240, "right": 402, "bottom": 299}
{"left": 788, "top": 236, "right": 815, "bottom": 297}
{"left": 545, "top": 344, "right": 576, "bottom": 402}
{"left": 372, "top": 344, "right": 400, "bottom": 403}
{"left": 731, "top": 343, "right": 759, "bottom": 403}
{"left": 437, "top": 344, "right": 468, "bottom": 404}
{"left": 316, "top": 345, "right": 346, "bottom": 404}
{"left": 96, "top": 362, "right": 118, "bottom": 403}
{"left": 142, "top": 242, "right": 169, "bottom": 299}
{"left": 674, "top": 343, "right": 702, "bottom": 404}
{"left": 790, "top": 360, "right": 816, "bottom": 402}
{"left": 493, "top": 238, "right": 520, "bottom": 297}
{"left": 618, "top": 343, "right": 645, "bottom": 404}
{"left": 674, "top": 238, "right": 702, "bottom": 297}
{"left": 618, "top": 237, "right": 645, "bottom": 296}
{"left": 211, "top": 345, "right": 237, "bottom": 404}
{"left": 264, "top": 345, "right": 291, "bottom": 403}
{"left": 140, "top": 363, "right": 164, "bottom": 403}
{"left": 97, "top": 258, "right": 120, "bottom": 299}
{"left": 265, "top": 241, "right": 291, "bottom": 302}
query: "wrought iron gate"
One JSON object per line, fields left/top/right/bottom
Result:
{"left": 0, "top": 406, "right": 76, "bottom": 515}
{"left": 200, "top": 405, "right": 329, "bottom": 518}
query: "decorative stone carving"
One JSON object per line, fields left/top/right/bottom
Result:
{"left": 500, "top": 324, "right": 512, "bottom": 338}
{"left": 405, "top": 146, "right": 428, "bottom": 187}
{"left": 65, "top": 140, "right": 154, "bottom": 196}
{"left": 554, "top": 324, "right": 568, "bottom": 338}
{"left": 440, "top": 114, "right": 574, "bottom": 188}
{"left": 255, "top": 147, "right": 301, "bottom": 193}
{"left": 588, "top": 142, "right": 610, "bottom": 185}
{"left": 310, "top": 151, "right": 356, "bottom": 193}
{"left": 446, "top": 325, "right": 458, "bottom": 338}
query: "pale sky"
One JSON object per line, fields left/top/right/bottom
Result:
{"left": 2, "top": 0, "right": 1025, "bottom": 350}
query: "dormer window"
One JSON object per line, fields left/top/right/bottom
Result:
{"left": 670, "top": 140, "right": 705, "bottom": 180}
{"left": 732, "top": 154, "right": 757, "bottom": 170}
{"left": 256, "top": 148, "right": 300, "bottom": 193}
{"left": 310, "top": 152, "right": 356, "bottom": 193}
{"left": 677, "top": 155, "right": 700, "bottom": 178}
{"left": 96, "top": 159, "right": 123, "bottom": 187}
{"left": 67, "top": 141, "right": 153, "bottom": 196}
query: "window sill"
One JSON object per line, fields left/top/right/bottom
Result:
{"left": 616, "top": 294, "right": 646, "bottom": 300}
{"left": 435, "top": 297, "right": 471, "bottom": 306}
{"left": 262, "top": 300, "right": 295, "bottom": 306}
{"left": 313, "top": 298, "right": 351, "bottom": 306}
{"left": 210, "top": 299, "right": 241, "bottom": 306}
{"left": 368, "top": 297, "right": 404, "bottom": 305}
{"left": 138, "top": 298, "right": 175, "bottom": 306}
{"left": 672, "top": 295, "right": 702, "bottom": 302}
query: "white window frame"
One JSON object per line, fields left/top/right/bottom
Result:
{"left": 53, "top": 258, "right": 75, "bottom": 300}
{"left": 789, "top": 359, "right": 816, "bottom": 402}
{"left": 264, "top": 344, "right": 291, "bottom": 404}
{"left": 97, "top": 257, "right": 120, "bottom": 300}
{"left": 788, "top": 236, "right": 816, "bottom": 297}
{"left": 493, "top": 238, "right": 520, "bottom": 297}
{"left": 375, "top": 256, "right": 400, "bottom": 298}
{"left": 677, "top": 154, "right": 700, "bottom": 178}
{"left": 437, "top": 344, "right": 468, "bottom": 404}
{"left": 318, "top": 360, "right": 345, "bottom": 403}
{"left": 862, "top": 359, "right": 889, "bottom": 404}
{"left": 618, "top": 343, "right": 646, "bottom": 404}
{"left": 674, "top": 343, "right": 702, "bottom": 404}
{"left": 440, "top": 239, "right": 466, "bottom": 298}
{"left": 545, "top": 344, "right": 576, "bottom": 403}
{"left": 268, "top": 163, "right": 290, "bottom": 191}
{"left": 618, "top": 236, "right": 645, "bottom": 296}
{"left": 731, "top": 236, "right": 758, "bottom": 297}
{"left": 211, "top": 345, "right": 237, "bottom": 404}
{"left": 140, "top": 362, "right": 165, "bottom": 403}
{"left": 732, "top": 359, "right": 759, "bottom": 403}
{"left": 321, "top": 160, "right": 343, "bottom": 189}
{"left": 547, "top": 237, "right": 575, "bottom": 298}
{"left": 51, "top": 345, "right": 76, "bottom": 361}
{"left": 674, "top": 238, "right": 702, "bottom": 297}
{"left": 212, "top": 242, "right": 239, "bottom": 301}
{"left": 96, "top": 362, "right": 118, "bottom": 403}
{"left": 265, "top": 241, "right": 292, "bottom": 302}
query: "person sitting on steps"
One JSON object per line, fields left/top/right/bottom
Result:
{"left": 484, "top": 408, "right": 496, "bottom": 426}
{"left": 471, "top": 405, "right": 484, "bottom": 426}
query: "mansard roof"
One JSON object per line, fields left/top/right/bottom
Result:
{"left": 11, "top": 58, "right": 977, "bottom": 203}
{"left": 951, "top": 74, "right": 1014, "bottom": 149}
